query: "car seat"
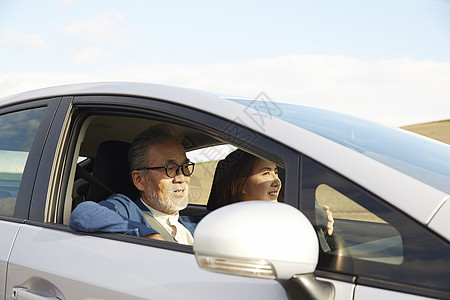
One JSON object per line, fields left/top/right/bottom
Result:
{"left": 81, "top": 140, "right": 139, "bottom": 202}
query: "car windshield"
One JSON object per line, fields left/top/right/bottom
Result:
{"left": 227, "top": 98, "right": 450, "bottom": 195}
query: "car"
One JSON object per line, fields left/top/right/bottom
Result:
{"left": 0, "top": 82, "right": 449, "bottom": 300}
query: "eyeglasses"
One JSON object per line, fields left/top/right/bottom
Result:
{"left": 138, "top": 162, "right": 195, "bottom": 178}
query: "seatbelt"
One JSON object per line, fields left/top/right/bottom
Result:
{"left": 76, "top": 165, "right": 115, "bottom": 195}
{"left": 141, "top": 211, "right": 177, "bottom": 243}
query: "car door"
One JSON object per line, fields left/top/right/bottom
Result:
{"left": 5, "top": 94, "right": 303, "bottom": 300}
{"left": 0, "top": 98, "right": 60, "bottom": 299}
{"left": 300, "top": 156, "right": 450, "bottom": 300}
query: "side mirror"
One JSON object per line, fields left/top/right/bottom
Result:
{"left": 193, "top": 201, "right": 319, "bottom": 280}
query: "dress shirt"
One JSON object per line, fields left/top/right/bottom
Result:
{"left": 142, "top": 200, "right": 194, "bottom": 245}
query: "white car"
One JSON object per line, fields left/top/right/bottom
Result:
{"left": 0, "top": 82, "right": 449, "bottom": 300}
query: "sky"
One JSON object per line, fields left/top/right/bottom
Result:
{"left": 0, "top": 0, "right": 449, "bottom": 127}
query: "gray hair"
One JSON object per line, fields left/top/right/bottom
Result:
{"left": 128, "top": 123, "right": 183, "bottom": 171}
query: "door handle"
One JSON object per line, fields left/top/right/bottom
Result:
{"left": 12, "top": 287, "right": 63, "bottom": 300}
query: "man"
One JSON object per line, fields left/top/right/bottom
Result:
{"left": 70, "top": 124, "right": 200, "bottom": 245}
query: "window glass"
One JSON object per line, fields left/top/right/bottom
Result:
{"left": 67, "top": 115, "right": 239, "bottom": 212}
{"left": 316, "top": 184, "right": 386, "bottom": 223}
{"left": 0, "top": 107, "right": 46, "bottom": 216}
{"left": 315, "top": 183, "right": 402, "bottom": 265}
{"left": 302, "top": 156, "right": 450, "bottom": 295}
{"left": 186, "top": 144, "right": 236, "bottom": 205}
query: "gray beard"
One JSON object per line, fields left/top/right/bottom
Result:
{"left": 146, "top": 186, "right": 189, "bottom": 215}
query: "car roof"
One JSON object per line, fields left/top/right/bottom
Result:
{"left": 1, "top": 82, "right": 449, "bottom": 227}
{"left": 0, "top": 82, "right": 222, "bottom": 106}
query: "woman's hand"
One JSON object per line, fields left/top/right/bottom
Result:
{"left": 321, "top": 205, "right": 334, "bottom": 235}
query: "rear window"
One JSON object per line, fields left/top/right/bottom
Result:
{"left": 0, "top": 107, "right": 46, "bottom": 215}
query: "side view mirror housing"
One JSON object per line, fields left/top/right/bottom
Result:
{"left": 193, "top": 201, "right": 319, "bottom": 280}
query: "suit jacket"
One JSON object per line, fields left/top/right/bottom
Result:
{"left": 69, "top": 193, "right": 199, "bottom": 237}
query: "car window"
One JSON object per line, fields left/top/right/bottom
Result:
{"left": 60, "top": 114, "right": 238, "bottom": 222}
{"left": 58, "top": 101, "right": 292, "bottom": 222}
{"left": 0, "top": 107, "right": 47, "bottom": 216}
{"left": 315, "top": 183, "right": 403, "bottom": 265}
{"left": 64, "top": 115, "right": 157, "bottom": 221}
{"left": 186, "top": 144, "right": 237, "bottom": 205}
{"left": 301, "top": 155, "right": 450, "bottom": 296}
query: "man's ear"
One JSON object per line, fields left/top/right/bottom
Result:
{"left": 132, "top": 170, "right": 146, "bottom": 192}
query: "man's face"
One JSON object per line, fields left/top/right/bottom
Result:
{"left": 132, "top": 139, "right": 191, "bottom": 215}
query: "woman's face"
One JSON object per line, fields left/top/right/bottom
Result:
{"left": 242, "top": 159, "right": 282, "bottom": 202}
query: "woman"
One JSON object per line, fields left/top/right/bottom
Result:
{"left": 207, "top": 149, "right": 334, "bottom": 235}
{"left": 207, "top": 149, "right": 280, "bottom": 210}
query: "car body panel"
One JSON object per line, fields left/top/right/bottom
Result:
{"left": 355, "top": 285, "right": 436, "bottom": 300}
{"left": 6, "top": 224, "right": 287, "bottom": 300}
{"left": 316, "top": 277, "right": 355, "bottom": 300}
{"left": 428, "top": 195, "right": 450, "bottom": 241}
{"left": 0, "top": 221, "right": 20, "bottom": 298}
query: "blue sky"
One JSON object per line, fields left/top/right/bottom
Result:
{"left": 1, "top": 0, "right": 449, "bottom": 126}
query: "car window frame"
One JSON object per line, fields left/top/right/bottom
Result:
{"left": 28, "top": 94, "right": 300, "bottom": 252}
{"left": 28, "top": 96, "right": 72, "bottom": 221}
{"left": 0, "top": 97, "right": 61, "bottom": 221}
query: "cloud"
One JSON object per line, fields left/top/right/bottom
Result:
{"left": 0, "top": 30, "right": 46, "bottom": 50}
{"left": 55, "top": 0, "right": 78, "bottom": 10}
{"left": 116, "top": 55, "right": 450, "bottom": 126}
{"left": 64, "top": 9, "right": 128, "bottom": 43}
{"left": 1, "top": 55, "right": 449, "bottom": 127}
{"left": 72, "top": 47, "right": 111, "bottom": 65}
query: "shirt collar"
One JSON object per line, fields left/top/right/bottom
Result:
{"left": 140, "top": 199, "right": 179, "bottom": 221}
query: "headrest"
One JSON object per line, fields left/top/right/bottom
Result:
{"left": 206, "top": 159, "right": 226, "bottom": 211}
{"left": 87, "top": 140, "right": 139, "bottom": 202}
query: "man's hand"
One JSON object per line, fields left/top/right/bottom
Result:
{"left": 321, "top": 205, "right": 334, "bottom": 235}
{"left": 145, "top": 233, "right": 166, "bottom": 241}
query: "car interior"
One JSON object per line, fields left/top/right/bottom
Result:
{"left": 62, "top": 114, "right": 286, "bottom": 225}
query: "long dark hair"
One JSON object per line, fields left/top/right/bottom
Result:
{"left": 207, "top": 149, "right": 260, "bottom": 211}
